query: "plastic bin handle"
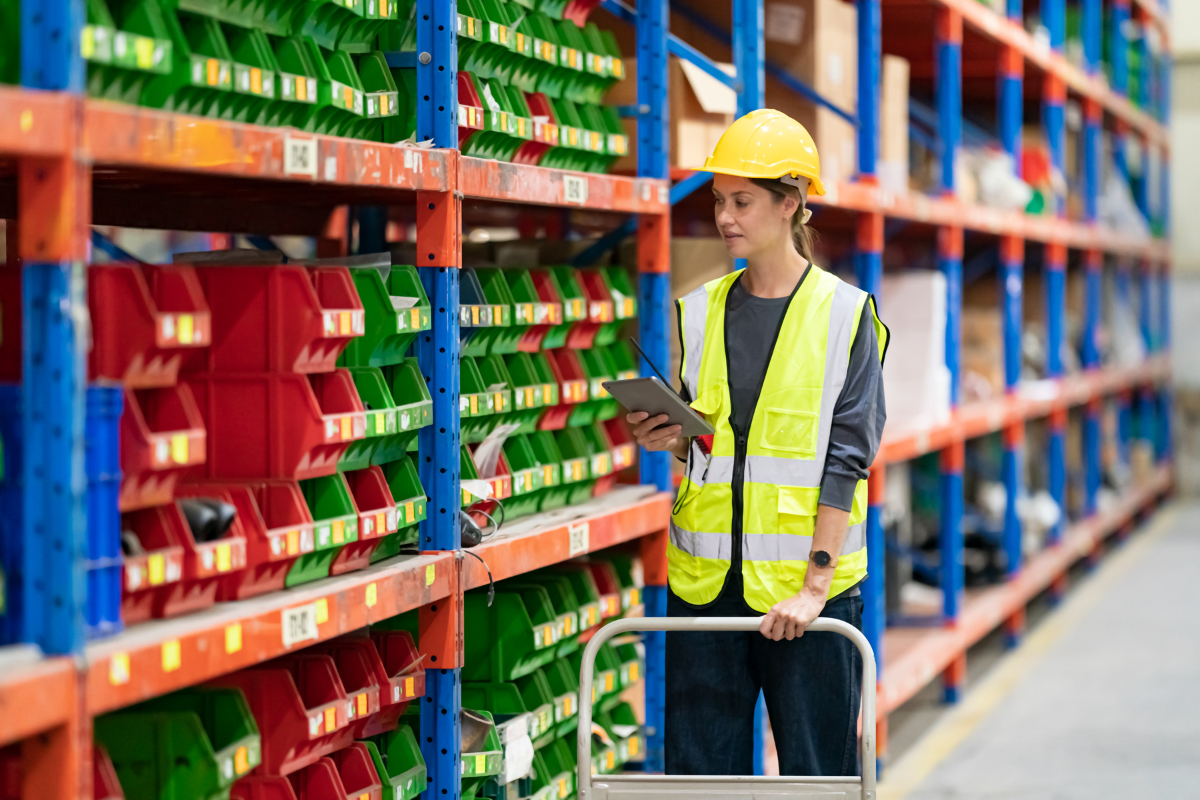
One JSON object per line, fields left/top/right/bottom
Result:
{"left": 575, "top": 616, "right": 877, "bottom": 799}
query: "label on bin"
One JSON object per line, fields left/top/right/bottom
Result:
{"left": 475, "top": 754, "right": 486, "bottom": 773}
{"left": 161, "top": 639, "right": 181, "bottom": 672}
{"left": 282, "top": 603, "right": 320, "bottom": 648}
{"left": 405, "top": 676, "right": 416, "bottom": 697}
{"left": 235, "top": 746, "right": 249, "bottom": 775}
{"left": 558, "top": 778, "right": 567, "bottom": 797}
{"left": 148, "top": 553, "right": 165, "bottom": 585}
{"left": 225, "top": 623, "right": 242, "bottom": 654}
{"left": 357, "top": 693, "right": 369, "bottom": 716}
{"left": 217, "top": 543, "right": 231, "bottom": 572}
{"left": 568, "top": 521, "right": 590, "bottom": 556}
{"left": 325, "top": 707, "right": 337, "bottom": 733}
{"left": 109, "top": 653, "right": 130, "bottom": 686}
{"left": 366, "top": 582, "right": 378, "bottom": 607}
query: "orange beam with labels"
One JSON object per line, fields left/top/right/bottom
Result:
{"left": 417, "top": 165, "right": 462, "bottom": 267}
{"left": 460, "top": 493, "right": 674, "bottom": 589}
{"left": 419, "top": 557, "right": 463, "bottom": 670}
{"left": 459, "top": 157, "right": 669, "bottom": 213}
{"left": 84, "top": 552, "right": 455, "bottom": 715}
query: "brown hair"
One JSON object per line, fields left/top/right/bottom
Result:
{"left": 750, "top": 177, "right": 818, "bottom": 266}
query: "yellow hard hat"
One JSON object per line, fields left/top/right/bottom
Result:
{"left": 700, "top": 108, "right": 826, "bottom": 196}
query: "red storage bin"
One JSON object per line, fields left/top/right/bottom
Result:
{"left": 567, "top": 271, "right": 616, "bottom": 349}
{"left": 89, "top": 262, "right": 212, "bottom": 388}
{"left": 513, "top": 92, "right": 561, "bottom": 165}
{"left": 94, "top": 744, "right": 125, "bottom": 800}
{"left": 592, "top": 471, "right": 619, "bottom": 499}
{"left": 187, "top": 370, "right": 366, "bottom": 480}
{"left": 120, "top": 384, "right": 207, "bottom": 511}
{"left": 121, "top": 501, "right": 247, "bottom": 621}
{"left": 521, "top": 270, "right": 566, "bottom": 352}
{"left": 120, "top": 512, "right": 185, "bottom": 626}
{"left": 331, "top": 467, "right": 398, "bottom": 576}
{"left": 365, "top": 629, "right": 425, "bottom": 738}
{"left": 585, "top": 560, "right": 624, "bottom": 620}
{"left": 458, "top": 72, "right": 485, "bottom": 148}
{"left": 232, "top": 743, "right": 383, "bottom": 800}
{"left": 212, "top": 655, "right": 351, "bottom": 776}
{"left": 176, "top": 479, "right": 316, "bottom": 601}
{"left": 604, "top": 417, "right": 637, "bottom": 474}
{"left": 187, "top": 264, "right": 364, "bottom": 375}
{"left": 538, "top": 349, "right": 587, "bottom": 430}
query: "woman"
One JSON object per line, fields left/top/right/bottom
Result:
{"left": 627, "top": 109, "right": 889, "bottom": 777}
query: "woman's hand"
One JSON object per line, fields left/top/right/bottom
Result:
{"left": 759, "top": 591, "right": 826, "bottom": 641}
{"left": 626, "top": 412, "right": 688, "bottom": 460}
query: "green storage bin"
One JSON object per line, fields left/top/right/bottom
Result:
{"left": 540, "top": 658, "right": 580, "bottom": 739}
{"left": 371, "top": 454, "right": 426, "bottom": 563}
{"left": 590, "top": 550, "right": 644, "bottom": 612}
{"left": 463, "top": 584, "right": 561, "bottom": 682}
{"left": 502, "top": 353, "right": 549, "bottom": 434}
{"left": 83, "top": 0, "right": 173, "bottom": 104}
{"left": 139, "top": 6, "right": 236, "bottom": 117}
{"left": 95, "top": 686, "right": 262, "bottom": 800}
{"left": 512, "top": 669, "right": 558, "bottom": 749}
{"left": 549, "top": 562, "right": 602, "bottom": 630}
{"left": 375, "top": 358, "right": 434, "bottom": 463}
{"left": 337, "top": 259, "right": 431, "bottom": 367}
{"left": 527, "top": 748, "right": 569, "bottom": 800}
{"left": 461, "top": 709, "right": 505, "bottom": 800}
{"left": 535, "top": 738, "right": 577, "bottom": 800}
{"left": 568, "top": 642, "right": 621, "bottom": 712}
{"left": 554, "top": 426, "right": 593, "bottom": 487}
{"left": 514, "top": 572, "right": 582, "bottom": 658}
{"left": 461, "top": 356, "right": 499, "bottom": 444}
{"left": 615, "top": 641, "right": 645, "bottom": 690}
{"left": 362, "top": 724, "right": 427, "bottom": 800}
{"left": 477, "top": 354, "right": 518, "bottom": 425}
{"left": 290, "top": 473, "right": 360, "bottom": 586}
{"left": 462, "top": 682, "right": 554, "bottom": 746}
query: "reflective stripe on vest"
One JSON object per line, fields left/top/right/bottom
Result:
{"left": 669, "top": 266, "right": 887, "bottom": 612}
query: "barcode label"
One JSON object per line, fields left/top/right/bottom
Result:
{"left": 563, "top": 174, "right": 588, "bottom": 204}
{"left": 568, "top": 521, "right": 590, "bottom": 556}
{"left": 282, "top": 603, "right": 320, "bottom": 647}
{"left": 284, "top": 135, "right": 318, "bottom": 177}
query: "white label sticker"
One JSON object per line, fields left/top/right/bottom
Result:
{"left": 284, "top": 135, "right": 318, "bottom": 177}
{"left": 282, "top": 603, "right": 320, "bottom": 648}
{"left": 563, "top": 174, "right": 588, "bottom": 204}
{"left": 765, "top": 3, "right": 806, "bottom": 44}
{"left": 568, "top": 521, "right": 590, "bottom": 557}
{"left": 324, "top": 154, "right": 338, "bottom": 181}
{"left": 658, "top": 184, "right": 669, "bottom": 205}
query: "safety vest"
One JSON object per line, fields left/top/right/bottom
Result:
{"left": 670, "top": 266, "right": 889, "bottom": 612}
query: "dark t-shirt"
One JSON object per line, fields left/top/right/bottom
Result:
{"left": 726, "top": 280, "right": 792, "bottom": 436}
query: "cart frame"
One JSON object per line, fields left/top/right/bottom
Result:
{"left": 576, "top": 616, "right": 877, "bottom": 799}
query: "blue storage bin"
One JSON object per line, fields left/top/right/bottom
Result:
{"left": 85, "top": 385, "right": 124, "bottom": 639}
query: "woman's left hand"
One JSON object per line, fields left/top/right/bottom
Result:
{"left": 759, "top": 591, "right": 826, "bottom": 641}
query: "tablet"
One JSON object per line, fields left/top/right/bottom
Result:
{"left": 601, "top": 377, "right": 715, "bottom": 438}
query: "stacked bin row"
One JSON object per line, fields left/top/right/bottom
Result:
{"left": 4, "top": 0, "right": 630, "bottom": 170}
{"left": 93, "top": 621, "right": 428, "bottom": 800}
{"left": 176, "top": 251, "right": 433, "bottom": 598}
{"left": 459, "top": 550, "right": 646, "bottom": 799}
{"left": 459, "top": 265, "right": 639, "bottom": 520}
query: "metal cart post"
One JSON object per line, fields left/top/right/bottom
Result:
{"left": 577, "top": 617, "right": 877, "bottom": 799}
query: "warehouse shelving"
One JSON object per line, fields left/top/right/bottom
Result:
{"left": 0, "top": 0, "right": 1174, "bottom": 796}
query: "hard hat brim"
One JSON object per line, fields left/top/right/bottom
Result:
{"left": 694, "top": 164, "right": 827, "bottom": 197}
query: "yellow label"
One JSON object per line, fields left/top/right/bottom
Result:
{"left": 235, "top": 746, "right": 249, "bottom": 774}
{"left": 315, "top": 597, "right": 329, "bottom": 624}
{"left": 629, "top": 736, "right": 638, "bottom": 755}
{"left": 162, "top": 639, "right": 181, "bottom": 672}
{"left": 170, "top": 434, "right": 188, "bottom": 464}
{"left": 613, "top": 58, "right": 624, "bottom": 78}
{"left": 225, "top": 623, "right": 243, "bottom": 654}
{"left": 544, "top": 465, "right": 553, "bottom": 483}
{"left": 287, "top": 530, "right": 300, "bottom": 555}
{"left": 468, "top": 16, "right": 475, "bottom": 35}
{"left": 607, "top": 750, "right": 615, "bottom": 769}
{"left": 344, "top": 85, "right": 354, "bottom": 108}
{"left": 501, "top": 111, "right": 508, "bottom": 129}
{"left": 517, "top": 32, "right": 525, "bottom": 50}
{"left": 81, "top": 27, "right": 94, "bottom": 58}
{"left": 366, "top": 582, "right": 378, "bottom": 607}
{"left": 340, "top": 311, "right": 351, "bottom": 334}
{"left": 525, "top": 387, "right": 534, "bottom": 407}
{"left": 375, "top": 412, "right": 385, "bottom": 434}
{"left": 630, "top": 662, "right": 638, "bottom": 682}
{"left": 380, "top": 0, "right": 388, "bottom": 14}
{"left": 499, "top": 25, "right": 507, "bottom": 44}
{"left": 470, "top": 395, "right": 478, "bottom": 415}
{"left": 135, "top": 37, "right": 154, "bottom": 69}
{"left": 324, "top": 707, "right": 337, "bottom": 733}
{"left": 405, "top": 676, "right": 416, "bottom": 697}
{"left": 357, "top": 693, "right": 368, "bottom": 716}
{"left": 592, "top": 686, "right": 597, "bottom": 703}
{"left": 558, "top": 779, "right": 567, "bottom": 797}
{"left": 333, "top": 519, "right": 345, "bottom": 544}
{"left": 380, "top": 93, "right": 389, "bottom": 114}
{"left": 569, "top": 128, "right": 578, "bottom": 145}
{"left": 563, "top": 695, "right": 572, "bottom": 715}
{"left": 178, "top": 314, "right": 194, "bottom": 343}
{"left": 518, "top": 118, "right": 526, "bottom": 136}
{"left": 605, "top": 672, "right": 613, "bottom": 692}
{"left": 207, "top": 58, "right": 219, "bottom": 86}
{"left": 217, "top": 543, "right": 231, "bottom": 572}
{"left": 148, "top": 554, "right": 165, "bottom": 586}
{"left": 376, "top": 512, "right": 386, "bottom": 534}
{"left": 543, "top": 385, "right": 553, "bottom": 403}
{"left": 109, "top": 653, "right": 130, "bottom": 686}
{"left": 251, "top": 67, "right": 262, "bottom": 94}
{"left": 544, "top": 625, "right": 553, "bottom": 646}
{"left": 339, "top": 416, "right": 351, "bottom": 440}
{"left": 475, "top": 754, "right": 486, "bottom": 772}
{"left": 412, "top": 308, "right": 421, "bottom": 329}
{"left": 406, "top": 501, "right": 415, "bottom": 523}
{"left": 426, "top": 563, "right": 436, "bottom": 586}
{"left": 297, "top": 75, "right": 307, "bottom": 101}
{"left": 472, "top": 305, "right": 480, "bottom": 325}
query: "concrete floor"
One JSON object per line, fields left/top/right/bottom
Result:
{"left": 882, "top": 502, "right": 1200, "bottom": 799}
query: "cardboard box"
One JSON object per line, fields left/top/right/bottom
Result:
{"left": 605, "top": 56, "right": 736, "bottom": 171}
{"left": 761, "top": 0, "right": 858, "bottom": 110}
{"left": 880, "top": 272, "right": 951, "bottom": 429}
{"left": 879, "top": 55, "right": 910, "bottom": 194}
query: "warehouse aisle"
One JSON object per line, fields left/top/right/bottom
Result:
{"left": 881, "top": 502, "right": 1200, "bottom": 800}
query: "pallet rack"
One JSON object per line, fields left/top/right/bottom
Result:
{"left": 0, "top": 0, "right": 1173, "bottom": 796}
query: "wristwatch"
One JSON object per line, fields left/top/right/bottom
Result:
{"left": 811, "top": 550, "right": 832, "bottom": 568}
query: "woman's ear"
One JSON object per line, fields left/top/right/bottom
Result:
{"left": 781, "top": 192, "right": 801, "bottom": 221}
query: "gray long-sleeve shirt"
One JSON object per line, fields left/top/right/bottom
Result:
{"left": 723, "top": 273, "right": 887, "bottom": 511}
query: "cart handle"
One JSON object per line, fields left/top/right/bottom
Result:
{"left": 576, "top": 616, "right": 876, "bottom": 799}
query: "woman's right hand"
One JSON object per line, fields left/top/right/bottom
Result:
{"left": 627, "top": 412, "right": 688, "bottom": 459}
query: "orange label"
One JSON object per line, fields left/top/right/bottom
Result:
{"left": 340, "top": 311, "right": 351, "bottom": 334}
{"left": 324, "top": 707, "right": 337, "bottom": 733}
{"left": 376, "top": 512, "right": 386, "bottom": 533}
{"left": 357, "top": 693, "right": 368, "bottom": 716}
{"left": 341, "top": 416, "right": 352, "bottom": 439}
{"left": 297, "top": 75, "right": 307, "bottom": 101}
{"left": 287, "top": 529, "right": 300, "bottom": 555}
{"left": 405, "top": 676, "right": 415, "bottom": 697}
{"left": 250, "top": 67, "right": 262, "bottom": 94}
{"left": 344, "top": 86, "right": 354, "bottom": 107}
{"left": 207, "top": 58, "right": 218, "bottom": 86}
{"left": 235, "top": 746, "right": 249, "bottom": 774}
{"left": 333, "top": 519, "right": 345, "bottom": 544}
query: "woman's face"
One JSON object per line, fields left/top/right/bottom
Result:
{"left": 712, "top": 174, "right": 797, "bottom": 260}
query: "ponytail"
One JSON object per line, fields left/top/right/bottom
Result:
{"left": 750, "top": 177, "right": 819, "bottom": 266}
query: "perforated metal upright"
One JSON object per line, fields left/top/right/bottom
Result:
{"left": 415, "top": 0, "right": 465, "bottom": 793}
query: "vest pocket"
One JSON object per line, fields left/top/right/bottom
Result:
{"left": 776, "top": 485, "right": 820, "bottom": 538}
{"left": 761, "top": 407, "right": 819, "bottom": 457}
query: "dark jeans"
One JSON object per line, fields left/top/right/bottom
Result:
{"left": 665, "top": 577, "right": 864, "bottom": 777}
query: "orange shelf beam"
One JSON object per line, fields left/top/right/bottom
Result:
{"left": 461, "top": 490, "right": 673, "bottom": 590}
{"left": 877, "top": 356, "right": 1170, "bottom": 465}
{"left": 83, "top": 100, "right": 453, "bottom": 190}
{"left": 84, "top": 551, "right": 454, "bottom": 715}
{"left": 0, "top": 653, "right": 77, "bottom": 747}
{"left": 878, "top": 463, "right": 1172, "bottom": 714}
{"left": 460, "top": 156, "right": 670, "bottom": 214}
{"left": 0, "top": 85, "right": 74, "bottom": 158}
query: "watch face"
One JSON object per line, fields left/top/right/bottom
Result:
{"left": 811, "top": 550, "right": 832, "bottom": 568}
